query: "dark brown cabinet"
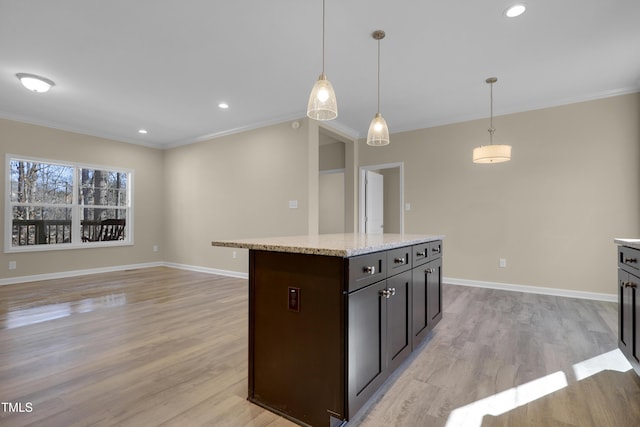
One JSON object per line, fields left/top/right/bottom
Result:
{"left": 249, "top": 240, "right": 443, "bottom": 426}
{"left": 411, "top": 241, "right": 443, "bottom": 348}
{"left": 617, "top": 245, "right": 640, "bottom": 376}
{"left": 346, "top": 242, "right": 442, "bottom": 420}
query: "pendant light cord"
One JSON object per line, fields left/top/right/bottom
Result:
{"left": 489, "top": 80, "right": 494, "bottom": 145}
{"left": 377, "top": 38, "right": 381, "bottom": 114}
{"left": 321, "top": 0, "right": 326, "bottom": 75}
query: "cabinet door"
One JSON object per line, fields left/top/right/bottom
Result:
{"left": 387, "top": 270, "right": 412, "bottom": 372}
{"left": 427, "top": 257, "right": 443, "bottom": 327}
{"left": 412, "top": 265, "right": 428, "bottom": 349}
{"left": 619, "top": 269, "right": 633, "bottom": 357}
{"left": 347, "top": 281, "right": 388, "bottom": 418}
{"left": 629, "top": 273, "right": 640, "bottom": 364}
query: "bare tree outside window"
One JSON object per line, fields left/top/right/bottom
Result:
{"left": 7, "top": 157, "right": 131, "bottom": 250}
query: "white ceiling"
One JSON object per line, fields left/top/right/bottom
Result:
{"left": 1, "top": 0, "right": 639, "bottom": 149}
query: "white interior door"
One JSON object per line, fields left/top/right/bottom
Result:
{"left": 365, "top": 171, "right": 384, "bottom": 234}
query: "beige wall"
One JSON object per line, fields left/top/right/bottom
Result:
{"left": 3, "top": 93, "right": 638, "bottom": 295}
{"left": 380, "top": 167, "right": 401, "bottom": 234}
{"left": 0, "top": 118, "right": 165, "bottom": 280}
{"left": 163, "top": 120, "right": 310, "bottom": 273}
{"left": 319, "top": 141, "right": 346, "bottom": 171}
{"left": 359, "top": 93, "right": 640, "bottom": 294}
{"left": 319, "top": 172, "right": 345, "bottom": 234}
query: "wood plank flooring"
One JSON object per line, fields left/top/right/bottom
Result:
{"left": 1, "top": 267, "right": 638, "bottom": 426}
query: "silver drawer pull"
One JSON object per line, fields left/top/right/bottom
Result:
{"left": 394, "top": 257, "right": 405, "bottom": 264}
{"left": 625, "top": 282, "right": 638, "bottom": 289}
{"left": 363, "top": 265, "right": 376, "bottom": 275}
{"left": 432, "top": 247, "right": 441, "bottom": 253}
{"left": 425, "top": 268, "right": 435, "bottom": 274}
{"left": 379, "top": 288, "right": 395, "bottom": 299}
{"left": 416, "top": 251, "right": 426, "bottom": 257}
{"left": 625, "top": 257, "right": 637, "bottom": 263}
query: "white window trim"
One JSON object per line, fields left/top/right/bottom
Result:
{"left": 4, "top": 153, "right": 134, "bottom": 253}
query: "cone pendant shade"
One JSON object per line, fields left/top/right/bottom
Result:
{"left": 366, "top": 30, "right": 389, "bottom": 146}
{"left": 306, "top": 0, "right": 338, "bottom": 121}
{"left": 367, "top": 113, "right": 389, "bottom": 146}
{"left": 307, "top": 73, "right": 338, "bottom": 120}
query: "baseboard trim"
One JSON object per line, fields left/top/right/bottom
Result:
{"left": 0, "top": 262, "right": 165, "bottom": 286}
{"left": 164, "top": 262, "right": 248, "bottom": 280}
{"left": 445, "top": 276, "right": 617, "bottom": 302}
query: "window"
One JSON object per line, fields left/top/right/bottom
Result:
{"left": 5, "top": 155, "right": 133, "bottom": 252}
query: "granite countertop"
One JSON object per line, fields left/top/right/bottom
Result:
{"left": 614, "top": 238, "right": 640, "bottom": 250}
{"left": 211, "top": 233, "right": 444, "bottom": 257}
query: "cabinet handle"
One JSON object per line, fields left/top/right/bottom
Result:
{"left": 363, "top": 265, "right": 376, "bottom": 275}
{"left": 389, "top": 287, "right": 396, "bottom": 296}
{"left": 379, "top": 289, "right": 391, "bottom": 299}
{"left": 622, "top": 281, "right": 630, "bottom": 288}
{"left": 432, "top": 247, "right": 441, "bottom": 253}
{"left": 625, "top": 258, "right": 637, "bottom": 263}
{"left": 416, "top": 251, "right": 426, "bottom": 257}
{"left": 629, "top": 282, "right": 638, "bottom": 289}
{"left": 394, "top": 257, "right": 405, "bottom": 264}
{"left": 425, "top": 268, "right": 435, "bottom": 274}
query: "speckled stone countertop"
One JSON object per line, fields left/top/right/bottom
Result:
{"left": 614, "top": 238, "right": 640, "bottom": 250}
{"left": 211, "top": 233, "right": 444, "bottom": 257}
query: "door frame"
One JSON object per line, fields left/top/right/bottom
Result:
{"left": 359, "top": 162, "right": 404, "bottom": 234}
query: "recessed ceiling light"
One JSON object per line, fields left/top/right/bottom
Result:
{"left": 505, "top": 4, "right": 526, "bottom": 18}
{"left": 218, "top": 102, "right": 229, "bottom": 109}
{"left": 16, "top": 73, "right": 55, "bottom": 93}
{"left": 138, "top": 129, "right": 148, "bottom": 134}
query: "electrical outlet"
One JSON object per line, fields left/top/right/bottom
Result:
{"left": 232, "top": 251, "right": 237, "bottom": 259}
{"left": 499, "top": 258, "right": 507, "bottom": 268}
{"left": 9, "top": 261, "right": 17, "bottom": 270}
{"left": 153, "top": 245, "right": 158, "bottom": 252}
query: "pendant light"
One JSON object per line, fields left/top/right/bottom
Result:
{"left": 473, "top": 77, "right": 512, "bottom": 163}
{"left": 307, "top": 0, "right": 338, "bottom": 121}
{"left": 367, "top": 30, "right": 389, "bottom": 146}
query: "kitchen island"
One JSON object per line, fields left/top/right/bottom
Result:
{"left": 211, "top": 233, "right": 444, "bottom": 427}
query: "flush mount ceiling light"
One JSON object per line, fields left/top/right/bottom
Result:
{"left": 505, "top": 4, "right": 526, "bottom": 18}
{"left": 16, "top": 73, "right": 55, "bottom": 93}
{"left": 307, "top": 0, "right": 338, "bottom": 121}
{"left": 366, "top": 30, "right": 390, "bottom": 147}
{"left": 473, "top": 77, "right": 512, "bottom": 164}
{"left": 218, "top": 102, "right": 229, "bottom": 109}
{"left": 138, "top": 129, "right": 148, "bottom": 134}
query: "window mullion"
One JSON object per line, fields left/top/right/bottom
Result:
{"left": 71, "top": 167, "right": 81, "bottom": 244}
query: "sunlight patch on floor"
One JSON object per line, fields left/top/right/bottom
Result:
{"left": 572, "top": 348, "right": 632, "bottom": 381}
{"left": 445, "top": 349, "right": 633, "bottom": 427}
{"left": 445, "top": 371, "right": 568, "bottom": 427}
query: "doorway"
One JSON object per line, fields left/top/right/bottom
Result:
{"left": 359, "top": 163, "right": 404, "bottom": 234}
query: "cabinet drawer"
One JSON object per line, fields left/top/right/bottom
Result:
{"left": 348, "top": 252, "right": 386, "bottom": 292}
{"left": 429, "top": 241, "right": 442, "bottom": 259}
{"left": 620, "top": 246, "right": 640, "bottom": 272}
{"left": 387, "top": 247, "right": 411, "bottom": 276}
{"left": 412, "top": 243, "right": 430, "bottom": 267}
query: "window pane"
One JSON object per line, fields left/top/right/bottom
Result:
{"left": 10, "top": 160, "right": 73, "bottom": 204}
{"left": 81, "top": 209, "right": 127, "bottom": 242}
{"left": 11, "top": 206, "right": 73, "bottom": 246}
{"left": 79, "top": 169, "right": 128, "bottom": 207}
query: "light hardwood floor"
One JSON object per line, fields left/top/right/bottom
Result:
{"left": 1, "top": 267, "right": 639, "bottom": 426}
